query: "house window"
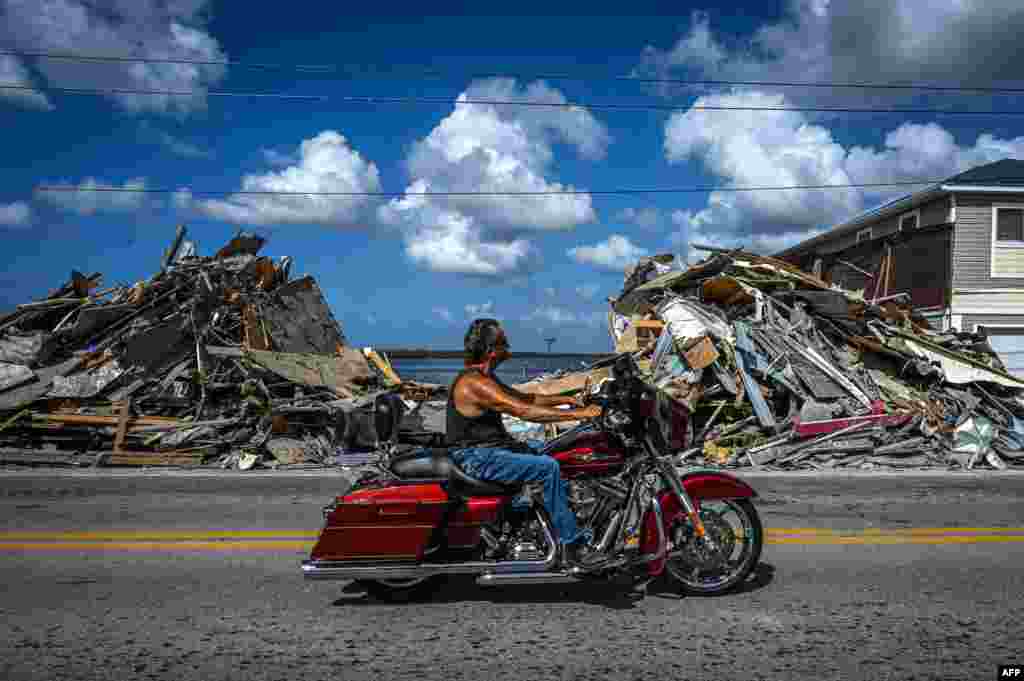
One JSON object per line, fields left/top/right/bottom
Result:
{"left": 856, "top": 228, "right": 872, "bottom": 243}
{"left": 977, "top": 326, "right": 1024, "bottom": 377}
{"left": 899, "top": 210, "right": 920, "bottom": 231}
{"left": 996, "top": 207, "right": 1024, "bottom": 242}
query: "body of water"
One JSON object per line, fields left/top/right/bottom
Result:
{"left": 391, "top": 355, "right": 598, "bottom": 387}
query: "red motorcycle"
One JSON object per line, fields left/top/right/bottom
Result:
{"left": 302, "top": 353, "right": 762, "bottom": 598}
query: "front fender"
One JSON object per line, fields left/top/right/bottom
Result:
{"left": 655, "top": 469, "right": 758, "bottom": 528}
{"left": 645, "top": 469, "right": 757, "bottom": 576}
{"left": 680, "top": 468, "right": 758, "bottom": 501}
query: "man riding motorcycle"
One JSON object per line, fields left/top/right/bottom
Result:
{"left": 446, "top": 318, "right": 602, "bottom": 567}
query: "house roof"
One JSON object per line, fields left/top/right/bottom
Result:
{"left": 944, "top": 158, "right": 1024, "bottom": 186}
{"left": 774, "top": 158, "right": 1024, "bottom": 258}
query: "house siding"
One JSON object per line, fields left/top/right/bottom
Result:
{"left": 952, "top": 192, "right": 1024, "bottom": 289}
{"left": 815, "top": 199, "right": 952, "bottom": 306}
{"left": 816, "top": 197, "right": 950, "bottom": 255}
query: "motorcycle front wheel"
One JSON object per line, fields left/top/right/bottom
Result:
{"left": 663, "top": 498, "right": 763, "bottom": 596}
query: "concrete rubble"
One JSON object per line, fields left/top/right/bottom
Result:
{"left": 0, "top": 226, "right": 444, "bottom": 469}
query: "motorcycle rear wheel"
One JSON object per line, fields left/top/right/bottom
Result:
{"left": 354, "top": 577, "right": 439, "bottom": 601}
{"left": 663, "top": 498, "right": 763, "bottom": 596}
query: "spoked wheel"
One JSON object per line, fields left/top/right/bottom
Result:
{"left": 663, "top": 498, "right": 762, "bottom": 596}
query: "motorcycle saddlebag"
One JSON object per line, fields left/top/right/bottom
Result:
{"left": 310, "top": 482, "right": 505, "bottom": 562}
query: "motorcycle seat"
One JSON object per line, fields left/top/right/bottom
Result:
{"left": 389, "top": 448, "right": 523, "bottom": 497}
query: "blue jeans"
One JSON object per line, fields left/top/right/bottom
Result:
{"left": 450, "top": 439, "right": 581, "bottom": 546}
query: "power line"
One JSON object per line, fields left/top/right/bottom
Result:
{"left": 5, "top": 49, "right": 1024, "bottom": 94}
{"left": 0, "top": 84, "right": 325, "bottom": 101}
{"left": 30, "top": 179, "right": 952, "bottom": 198}
{"left": 4, "top": 83, "right": 1024, "bottom": 116}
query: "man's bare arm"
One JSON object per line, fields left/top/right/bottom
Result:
{"left": 467, "top": 377, "right": 600, "bottom": 423}
{"left": 534, "top": 394, "right": 578, "bottom": 407}
{"left": 492, "top": 376, "right": 575, "bottom": 407}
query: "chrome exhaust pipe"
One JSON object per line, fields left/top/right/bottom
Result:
{"left": 302, "top": 559, "right": 496, "bottom": 581}
{"left": 302, "top": 507, "right": 561, "bottom": 581}
{"left": 491, "top": 507, "right": 559, "bottom": 574}
{"left": 477, "top": 571, "right": 579, "bottom": 586}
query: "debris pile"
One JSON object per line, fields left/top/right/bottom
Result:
{"left": 0, "top": 226, "right": 440, "bottom": 468}
{"left": 600, "top": 246, "right": 1024, "bottom": 470}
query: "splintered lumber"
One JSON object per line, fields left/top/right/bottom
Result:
{"left": 35, "top": 413, "right": 185, "bottom": 428}
{"left": 113, "top": 400, "right": 131, "bottom": 453}
{"left": 100, "top": 451, "right": 205, "bottom": 466}
{"left": 363, "top": 348, "right": 401, "bottom": 385}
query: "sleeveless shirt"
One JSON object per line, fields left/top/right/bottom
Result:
{"left": 445, "top": 368, "right": 513, "bottom": 447}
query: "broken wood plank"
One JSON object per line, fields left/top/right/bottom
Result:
{"left": 206, "top": 346, "right": 245, "bottom": 358}
{"left": 126, "top": 418, "right": 238, "bottom": 433}
{"left": 35, "top": 413, "right": 184, "bottom": 427}
{"left": 99, "top": 452, "right": 205, "bottom": 467}
{"left": 0, "top": 448, "right": 96, "bottom": 466}
{"left": 512, "top": 366, "right": 612, "bottom": 396}
{"left": 363, "top": 348, "right": 401, "bottom": 385}
{"left": 113, "top": 399, "right": 131, "bottom": 454}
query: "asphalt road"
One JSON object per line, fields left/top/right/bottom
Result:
{"left": 1, "top": 469, "right": 1023, "bottom": 681}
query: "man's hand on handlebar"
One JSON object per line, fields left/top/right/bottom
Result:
{"left": 572, "top": 376, "right": 592, "bottom": 408}
{"left": 576, "top": 404, "right": 602, "bottom": 420}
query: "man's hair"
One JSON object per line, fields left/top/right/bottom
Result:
{"left": 464, "top": 318, "right": 503, "bottom": 363}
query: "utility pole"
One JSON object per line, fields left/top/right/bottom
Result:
{"left": 544, "top": 337, "right": 556, "bottom": 353}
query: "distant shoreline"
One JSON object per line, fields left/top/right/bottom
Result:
{"left": 380, "top": 349, "right": 614, "bottom": 360}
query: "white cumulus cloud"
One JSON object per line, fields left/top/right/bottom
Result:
{"left": 0, "top": 54, "right": 52, "bottom": 110}
{"left": 465, "top": 301, "right": 495, "bottom": 317}
{"left": 568, "top": 235, "right": 649, "bottom": 272}
{"left": 638, "top": 2, "right": 1024, "bottom": 106}
{"left": 36, "top": 177, "right": 149, "bottom": 215}
{"left": 378, "top": 78, "right": 610, "bottom": 276}
{"left": 615, "top": 207, "right": 661, "bottom": 230}
{"left": 196, "top": 131, "right": 381, "bottom": 226}
{"left": 0, "top": 0, "right": 227, "bottom": 114}
{"left": 664, "top": 90, "right": 1024, "bottom": 255}
{"left": 139, "top": 122, "right": 213, "bottom": 159}
{"left": 0, "top": 201, "right": 31, "bottom": 227}
{"left": 528, "top": 305, "right": 580, "bottom": 325}
{"left": 526, "top": 305, "right": 604, "bottom": 328}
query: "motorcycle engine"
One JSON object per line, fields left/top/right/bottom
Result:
{"left": 482, "top": 478, "right": 631, "bottom": 560}
{"left": 567, "top": 479, "right": 599, "bottom": 521}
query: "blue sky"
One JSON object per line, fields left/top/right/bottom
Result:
{"left": 2, "top": 2, "right": 1024, "bottom": 352}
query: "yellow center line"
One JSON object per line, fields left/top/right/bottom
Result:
{"left": 0, "top": 528, "right": 1022, "bottom": 551}
{"left": 0, "top": 541, "right": 314, "bottom": 551}
{"left": 768, "top": 535, "right": 1024, "bottom": 545}
{"left": 0, "top": 530, "right": 319, "bottom": 540}
{"left": 765, "top": 527, "right": 1024, "bottom": 535}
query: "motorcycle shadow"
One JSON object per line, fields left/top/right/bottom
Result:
{"left": 333, "top": 577, "right": 645, "bottom": 610}
{"left": 331, "top": 562, "right": 775, "bottom": 609}
{"left": 647, "top": 561, "right": 776, "bottom": 600}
